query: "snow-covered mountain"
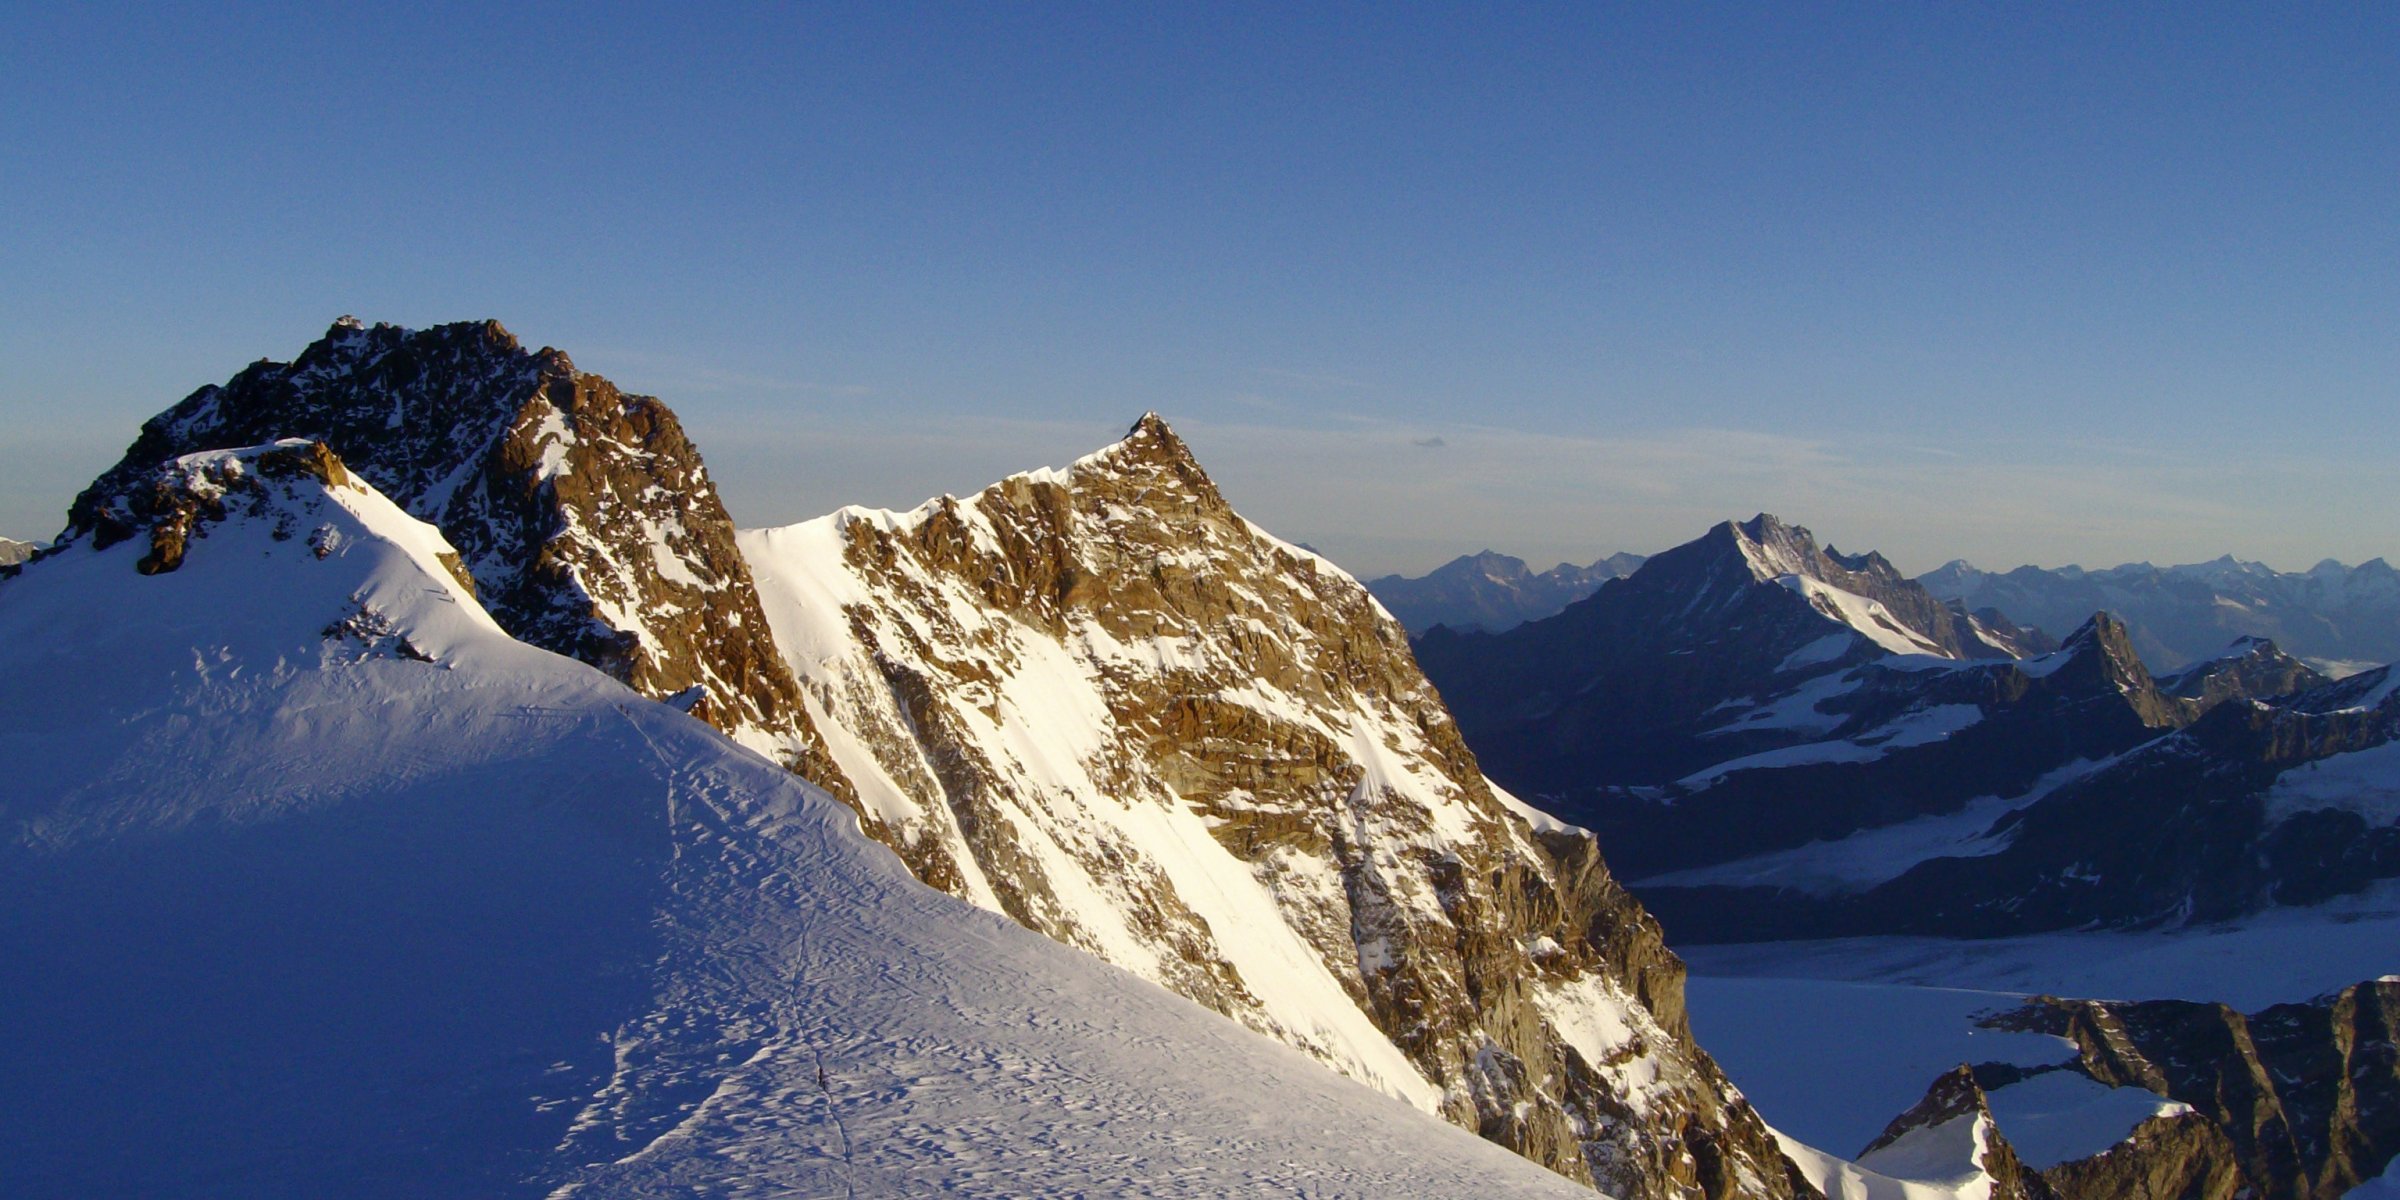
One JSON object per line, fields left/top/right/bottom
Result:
{"left": 61, "top": 317, "right": 847, "bottom": 786}
{"left": 1412, "top": 512, "right": 2390, "bottom": 943}
{"left": 1919, "top": 555, "right": 2400, "bottom": 675}
{"left": 1368, "top": 549, "right": 1648, "bottom": 634}
{"left": 23, "top": 324, "right": 1820, "bottom": 1198}
{"left": 0, "top": 440, "right": 1607, "bottom": 1199}
{"left": 739, "top": 415, "right": 1802, "bottom": 1199}
{"left": 1416, "top": 513, "right": 2052, "bottom": 794}
{"left": 0, "top": 536, "right": 37, "bottom": 567}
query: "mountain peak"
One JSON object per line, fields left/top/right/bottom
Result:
{"left": 1118, "top": 410, "right": 1196, "bottom": 462}
{"left": 1068, "top": 412, "right": 1219, "bottom": 505}
{"left": 62, "top": 317, "right": 839, "bottom": 782}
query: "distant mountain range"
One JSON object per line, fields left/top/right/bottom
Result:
{"left": 1917, "top": 555, "right": 2400, "bottom": 675}
{"left": 1416, "top": 512, "right": 2396, "bottom": 946}
{"left": 0, "top": 537, "right": 38, "bottom": 567}
{"left": 1367, "top": 550, "right": 1646, "bottom": 633}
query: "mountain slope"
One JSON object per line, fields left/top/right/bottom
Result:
{"left": 1369, "top": 549, "right": 1648, "bottom": 634}
{"left": 0, "top": 442, "right": 1601, "bottom": 1200}
{"left": 58, "top": 317, "right": 843, "bottom": 785}
{"left": 1416, "top": 513, "right": 2047, "bottom": 795}
{"left": 1632, "top": 639, "right": 2390, "bottom": 941}
{"left": 739, "top": 416, "right": 1807, "bottom": 1200}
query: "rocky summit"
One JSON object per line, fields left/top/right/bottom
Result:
{"left": 58, "top": 317, "right": 845, "bottom": 786}
{"left": 740, "top": 414, "right": 1807, "bottom": 1199}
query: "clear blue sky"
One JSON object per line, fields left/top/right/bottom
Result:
{"left": 6, "top": 3, "right": 2396, "bottom": 576}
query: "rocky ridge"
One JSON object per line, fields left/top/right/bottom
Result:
{"left": 739, "top": 415, "right": 1809, "bottom": 1200}
{"left": 54, "top": 318, "right": 844, "bottom": 786}
{"left": 1973, "top": 980, "right": 2400, "bottom": 1200}
{"left": 35, "top": 324, "right": 1818, "bottom": 1198}
{"left": 1856, "top": 1066, "right": 2060, "bottom": 1200}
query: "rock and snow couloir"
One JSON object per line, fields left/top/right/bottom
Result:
{"left": 0, "top": 441, "right": 1608, "bottom": 1199}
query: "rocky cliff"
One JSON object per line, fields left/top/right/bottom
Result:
{"left": 56, "top": 318, "right": 843, "bottom": 784}
{"left": 740, "top": 415, "right": 1809, "bottom": 1200}
{"left": 1982, "top": 980, "right": 2400, "bottom": 1200}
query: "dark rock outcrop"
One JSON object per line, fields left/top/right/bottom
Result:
{"left": 1987, "top": 981, "right": 2400, "bottom": 1200}
{"left": 58, "top": 317, "right": 843, "bottom": 784}
{"left": 1860, "top": 1066, "right": 2060, "bottom": 1200}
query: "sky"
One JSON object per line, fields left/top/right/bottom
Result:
{"left": 5, "top": 3, "right": 2397, "bottom": 578}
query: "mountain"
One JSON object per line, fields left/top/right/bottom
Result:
{"left": 739, "top": 415, "right": 1805, "bottom": 1199}
{"left": 58, "top": 316, "right": 847, "bottom": 788}
{"left": 1415, "top": 513, "right": 2051, "bottom": 795}
{"left": 1630, "top": 638, "right": 2396, "bottom": 942}
{"left": 1410, "top": 513, "right": 2377, "bottom": 942}
{"left": 1919, "top": 556, "right": 2400, "bottom": 675}
{"left": 0, "top": 536, "right": 37, "bottom": 567}
{"left": 1369, "top": 549, "right": 1648, "bottom": 634}
{"left": 0, "top": 441, "right": 1607, "bottom": 1199}
{"left": 18, "top": 324, "right": 1818, "bottom": 1197}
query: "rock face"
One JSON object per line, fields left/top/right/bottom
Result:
{"left": 1919, "top": 556, "right": 2400, "bottom": 674}
{"left": 56, "top": 318, "right": 841, "bottom": 782}
{"left": 739, "top": 416, "right": 1808, "bottom": 1200}
{"left": 1985, "top": 981, "right": 2400, "bottom": 1200}
{"left": 1369, "top": 550, "right": 1648, "bottom": 635}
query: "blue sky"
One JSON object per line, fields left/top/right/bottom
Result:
{"left": 5, "top": 4, "right": 2396, "bottom": 576}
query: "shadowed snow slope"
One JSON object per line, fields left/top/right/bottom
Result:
{"left": 0, "top": 444, "right": 1595, "bottom": 1200}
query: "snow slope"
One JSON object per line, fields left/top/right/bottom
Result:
{"left": 0, "top": 444, "right": 1595, "bottom": 1199}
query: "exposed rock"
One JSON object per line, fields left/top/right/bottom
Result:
{"left": 58, "top": 317, "right": 843, "bottom": 785}
{"left": 1859, "top": 1066, "right": 2059, "bottom": 1200}
{"left": 740, "top": 415, "right": 1810, "bottom": 1200}
{"left": 1987, "top": 981, "right": 2400, "bottom": 1200}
